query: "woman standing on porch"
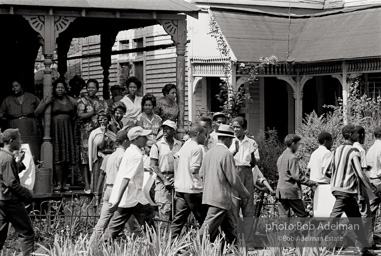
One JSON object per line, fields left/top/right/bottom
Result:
{"left": 119, "top": 76, "right": 143, "bottom": 127}
{"left": 156, "top": 83, "right": 179, "bottom": 122}
{"left": 77, "top": 79, "right": 108, "bottom": 194}
{"left": 35, "top": 78, "right": 77, "bottom": 192}
{"left": 0, "top": 79, "right": 41, "bottom": 162}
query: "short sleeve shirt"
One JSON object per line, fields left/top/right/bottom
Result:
{"left": 109, "top": 144, "right": 145, "bottom": 208}
{"left": 150, "top": 138, "right": 182, "bottom": 174}
{"left": 229, "top": 136, "right": 259, "bottom": 166}
{"left": 307, "top": 145, "right": 331, "bottom": 183}
{"left": 104, "top": 147, "right": 125, "bottom": 185}
{"left": 366, "top": 140, "right": 381, "bottom": 178}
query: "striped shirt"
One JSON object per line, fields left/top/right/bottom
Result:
{"left": 325, "top": 144, "right": 373, "bottom": 194}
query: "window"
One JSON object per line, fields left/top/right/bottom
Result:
{"left": 133, "top": 38, "right": 144, "bottom": 57}
{"left": 134, "top": 61, "right": 144, "bottom": 84}
{"left": 120, "top": 40, "right": 129, "bottom": 51}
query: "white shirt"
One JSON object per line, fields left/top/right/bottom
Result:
{"left": 104, "top": 147, "right": 125, "bottom": 185}
{"left": 174, "top": 140, "right": 203, "bottom": 194}
{"left": 308, "top": 145, "right": 331, "bottom": 183}
{"left": 120, "top": 95, "right": 142, "bottom": 125}
{"left": 366, "top": 140, "right": 381, "bottom": 178}
{"left": 109, "top": 144, "right": 146, "bottom": 208}
{"left": 353, "top": 142, "right": 367, "bottom": 169}
{"left": 229, "top": 135, "right": 259, "bottom": 166}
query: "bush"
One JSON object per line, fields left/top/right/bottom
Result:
{"left": 255, "top": 129, "right": 285, "bottom": 186}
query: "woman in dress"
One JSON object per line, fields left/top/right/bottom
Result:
{"left": 88, "top": 111, "right": 116, "bottom": 193}
{"left": 156, "top": 83, "right": 179, "bottom": 122}
{"left": 137, "top": 94, "right": 162, "bottom": 140}
{"left": 77, "top": 79, "right": 108, "bottom": 193}
{"left": 119, "top": 76, "right": 143, "bottom": 126}
{"left": 35, "top": 78, "right": 77, "bottom": 192}
{"left": 0, "top": 79, "right": 41, "bottom": 162}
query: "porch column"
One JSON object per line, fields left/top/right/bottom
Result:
{"left": 277, "top": 75, "right": 312, "bottom": 132}
{"left": 342, "top": 62, "right": 349, "bottom": 124}
{"left": 332, "top": 61, "right": 349, "bottom": 125}
{"left": 101, "top": 31, "right": 118, "bottom": 100}
{"left": 160, "top": 18, "right": 187, "bottom": 139}
{"left": 24, "top": 15, "right": 75, "bottom": 169}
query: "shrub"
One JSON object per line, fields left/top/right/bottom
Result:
{"left": 255, "top": 129, "right": 285, "bottom": 186}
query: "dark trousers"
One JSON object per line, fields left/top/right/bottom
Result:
{"left": 237, "top": 166, "right": 255, "bottom": 217}
{"left": 199, "top": 205, "right": 237, "bottom": 245}
{"left": 330, "top": 191, "right": 369, "bottom": 248}
{"left": 106, "top": 203, "right": 154, "bottom": 239}
{"left": 278, "top": 199, "right": 309, "bottom": 217}
{"left": 0, "top": 200, "right": 34, "bottom": 256}
{"left": 170, "top": 192, "right": 207, "bottom": 238}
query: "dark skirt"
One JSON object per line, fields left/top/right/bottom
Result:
{"left": 51, "top": 114, "right": 76, "bottom": 165}
{"left": 8, "top": 118, "right": 42, "bottom": 162}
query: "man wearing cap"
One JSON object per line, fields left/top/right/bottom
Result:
{"left": 366, "top": 126, "right": 381, "bottom": 248}
{"left": 325, "top": 125, "right": 378, "bottom": 256}
{"left": 209, "top": 112, "right": 227, "bottom": 147}
{"left": 89, "top": 129, "right": 130, "bottom": 245}
{"left": 199, "top": 124, "right": 250, "bottom": 245}
{"left": 171, "top": 124, "right": 208, "bottom": 238}
{"left": 106, "top": 126, "right": 154, "bottom": 239}
{"left": 150, "top": 120, "right": 182, "bottom": 224}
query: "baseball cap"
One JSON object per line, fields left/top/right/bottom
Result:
{"left": 128, "top": 126, "right": 152, "bottom": 141}
{"left": 215, "top": 124, "right": 235, "bottom": 138}
{"left": 213, "top": 112, "right": 227, "bottom": 121}
{"left": 162, "top": 120, "right": 177, "bottom": 130}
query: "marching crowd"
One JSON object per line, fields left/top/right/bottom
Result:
{"left": 1, "top": 76, "right": 381, "bottom": 256}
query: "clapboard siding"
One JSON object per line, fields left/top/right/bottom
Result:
{"left": 81, "top": 35, "right": 119, "bottom": 98}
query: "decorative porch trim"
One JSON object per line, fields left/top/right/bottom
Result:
{"left": 192, "top": 63, "right": 226, "bottom": 77}
{"left": 24, "top": 15, "right": 76, "bottom": 40}
{"left": 192, "top": 76, "right": 203, "bottom": 93}
{"left": 237, "top": 63, "right": 295, "bottom": 76}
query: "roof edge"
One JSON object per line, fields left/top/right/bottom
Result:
{"left": 210, "top": 4, "right": 381, "bottom": 19}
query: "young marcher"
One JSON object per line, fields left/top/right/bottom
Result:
{"left": 353, "top": 126, "right": 373, "bottom": 246}
{"left": 308, "top": 132, "right": 333, "bottom": 184}
{"left": 170, "top": 124, "right": 208, "bottom": 238}
{"left": 150, "top": 120, "right": 182, "bottom": 225}
{"left": 105, "top": 126, "right": 154, "bottom": 239}
{"left": 209, "top": 112, "right": 227, "bottom": 146}
{"left": 276, "top": 134, "right": 318, "bottom": 217}
{"left": 365, "top": 127, "right": 381, "bottom": 248}
{"left": 89, "top": 129, "right": 129, "bottom": 245}
{"left": 325, "top": 124, "right": 378, "bottom": 256}
{"left": 0, "top": 129, "right": 34, "bottom": 256}
{"left": 199, "top": 124, "right": 250, "bottom": 246}
{"left": 228, "top": 117, "right": 259, "bottom": 244}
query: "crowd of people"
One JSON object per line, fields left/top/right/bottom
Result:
{"left": 2, "top": 76, "right": 381, "bottom": 256}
